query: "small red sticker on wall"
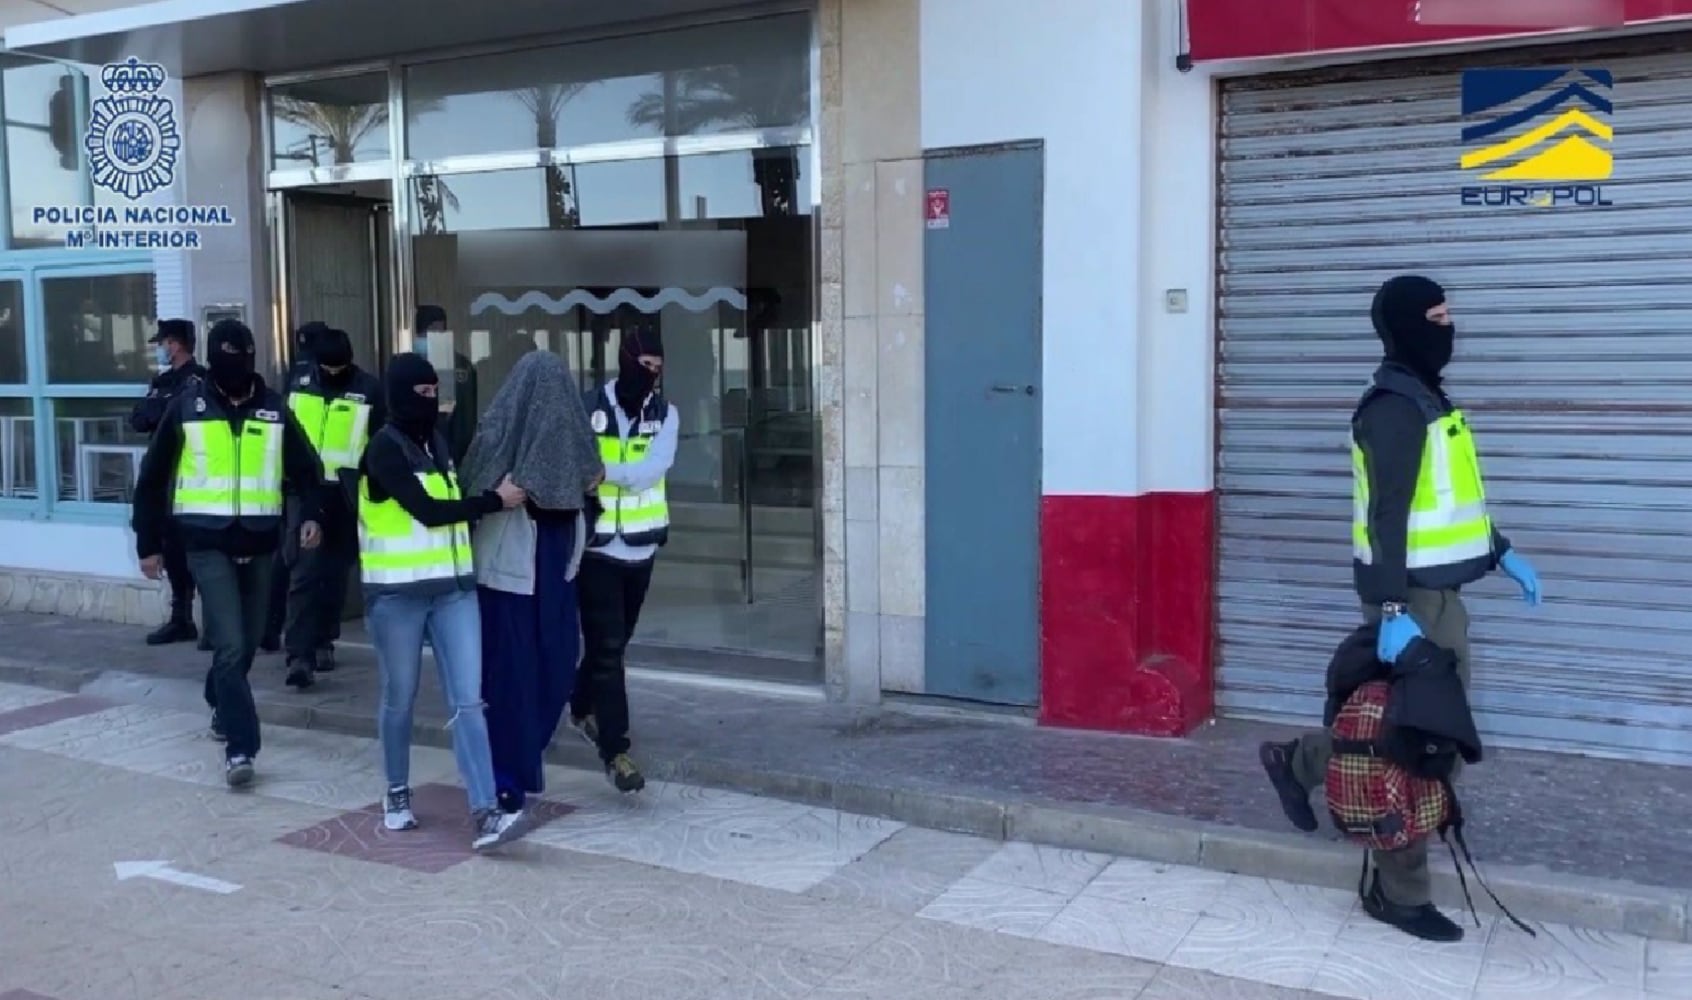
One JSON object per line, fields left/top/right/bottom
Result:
{"left": 925, "top": 188, "right": 950, "bottom": 229}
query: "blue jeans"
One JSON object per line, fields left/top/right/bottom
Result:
{"left": 367, "top": 587, "right": 498, "bottom": 814}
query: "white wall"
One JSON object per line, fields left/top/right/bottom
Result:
{"left": 0, "top": 521, "right": 140, "bottom": 577}
{"left": 1137, "top": 0, "right": 1218, "bottom": 495}
{"left": 920, "top": 0, "right": 1143, "bottom": 497}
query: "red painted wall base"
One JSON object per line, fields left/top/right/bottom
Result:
{"left": 1038, "top": 492, "right": 1216, "bottom": 737}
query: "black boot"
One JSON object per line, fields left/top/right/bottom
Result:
{"left": 284, "top": 656, "right": 316, "bottom": 690}
{"left": 315, "top": 645, "right": 337, "bottom": 673}
{"left": 258, "top": 634, "right": 281, "bottom": 654}
{"left": 1259, "top": 741, "right": 1319, "bottom": 833}
{"left": 197, "top": 632, "right": 212, "bottom": 652}
{"left": 1362, "top": 872, "right": 1464, "bottom": 943}
{"left": 146, "top": 618, "right": 199, "bottom": 646}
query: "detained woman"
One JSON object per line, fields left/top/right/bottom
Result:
{"left": 461, "top": 351, "right": 604, "bottom": 814}
{"left": 359, "top": 354, "right": 528, "bottom": 849}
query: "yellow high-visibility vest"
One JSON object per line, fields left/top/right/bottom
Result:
{"left": 173, "top": 392, "right": 284, "bottom": 525}
{"left": 358, "top": 442, "right": 473, "bottom": 593}
{"left": 288, "top": 385, "right": 372, "bottom": 479}
{"left": 588, "top": 391, "right": 669, "bottom": 547}
{"left": 1353, "top": 403, "right": 1493, "bottom": 575}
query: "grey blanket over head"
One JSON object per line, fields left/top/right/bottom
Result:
{"left": 461, "top": 351, "right": 602, "bottom": 511}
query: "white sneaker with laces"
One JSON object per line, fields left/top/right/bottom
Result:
{"left": 384, "top": 785, "right": 418, "bottom": 831}
{"left": 472, "top": 808, "right": 523, "bottom": 851}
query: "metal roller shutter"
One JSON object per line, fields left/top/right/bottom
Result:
{"left": 1215, "top": 36, "right": 1692, "bottom": 764}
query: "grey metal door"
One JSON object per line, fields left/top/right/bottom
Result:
{"left": 923, "top": 142, "right": 1044, "bottom": 706}
{"left": 1214, "top": 39, "right": 1692, "bottom": 763}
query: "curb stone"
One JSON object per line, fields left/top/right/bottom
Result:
{"left": 2, "top": 657, "right": 1687, "bottom": 942}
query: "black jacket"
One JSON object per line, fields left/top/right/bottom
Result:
{"left": 1323, "top": 623, "right": 1483, "bottom": 777}
{"left": 129, "top": 361, "right": 207, "bottom": 434}
{"left": 131, "top": 377, "right": 322, "bottom": 560}
{"left": 1352, "top": 363, "right": 1511, "bottom": 605}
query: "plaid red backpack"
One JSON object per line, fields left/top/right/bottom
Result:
{"left": 1325, "top": 679, "right": 1452, "bottom": 852}
{"left": 1324, "top": 678, "right": 1535, "bottom": 936}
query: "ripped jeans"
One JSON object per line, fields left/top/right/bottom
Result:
{"left": 367, "top": 587, "right": 498, "bottom": 814}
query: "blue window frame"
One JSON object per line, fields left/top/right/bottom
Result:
{"left": 0, "top": 255, "right": 156, "bottom": 524}
{"left": 0, "top": 60, "right": 157, "bottom": 524}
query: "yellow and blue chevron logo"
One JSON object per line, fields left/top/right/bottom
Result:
{"left": 1460, "top": 68, "right": 1612, "bottom": 182}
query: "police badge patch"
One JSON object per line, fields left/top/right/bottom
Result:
{"left": 85, "top": 58, "right": 182, "bottom": 201}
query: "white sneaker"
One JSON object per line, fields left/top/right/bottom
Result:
{"left": 383, "top": 785, "right": 418, "bottom": 831}
{"left": 472, "top": 808, "right": 523, "bottom": 851}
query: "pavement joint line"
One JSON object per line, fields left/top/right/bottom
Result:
{"left": 2, "top": 656, "right": 1687, "bottom": 944}
{"left": 331, "top": 638, "right": 831, "bottom": 703}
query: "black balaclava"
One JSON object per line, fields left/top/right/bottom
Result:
{"left": 206, "top": 319, "right": 257, "bottom": 399}
{"left": 614, "top": 325, "right": 664, "bottom": 417}
{"left": 415, "top": 305, "right": 447, "bottom": 333}
{"left": 294, "top": 321, "right": 330, "bottom": 365}
{"left": 386, "top": 352, "right": 439, "bottom": 441}
{"left": 315, "top": 328, "right": 355, "bottom": 387}
{"left": 1371, "top": 275, "right": 1454, "bottom": 386}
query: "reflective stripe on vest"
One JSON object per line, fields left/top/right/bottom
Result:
{"left": 288, "top": 391, "right": 372, "bottom": 479}
{"left": 358, "top": 471, "right": 472, "bottom": 588}
{"left": 1353, "top": 408, "right": 1493, "bottom": 569}
{"left": 173, "top": 416, "right": 284, "bottom": 518}
{"left": 594, "top": 429, "right": 669, "bottom": 544}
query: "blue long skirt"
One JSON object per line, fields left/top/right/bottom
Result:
{"left": 478, "top": 516, "right": 580, "bottom": 811}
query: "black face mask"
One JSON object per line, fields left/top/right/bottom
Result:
{"left": 205, "top": 319, "right": 258, "bottom": 398}
{"left": 614, "top": 328, "right": 663, "bottom": 416}
{"left": 1372, "top": 275, "right": 1454, "bottom": 385}
{"left": 319, "top": 365, "right": 354, "bottom": 389}
{"left": 210, "top": 351, "right": 255, "bottom": 397}
{"left": 385, "top": 354, "right": 440, "bottom": 440}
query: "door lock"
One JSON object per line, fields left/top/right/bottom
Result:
{"left": 990, "top": 384, "right": 1035, "bottom": 396}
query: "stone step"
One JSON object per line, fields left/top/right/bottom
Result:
{"left": 668, "top": 501, "right": 814, "bottom": 538}
{"left": 650, "top": 557, "right": 814, "bottom": 599}
{"left": 663, "top": 527, "right": 814, "bottom": 569}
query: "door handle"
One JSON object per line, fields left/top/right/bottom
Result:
{"left": 990, "top": 384, "right": 1035, "bottom": 396}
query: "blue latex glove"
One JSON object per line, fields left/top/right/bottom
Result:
{"left": 1376, "top": 613, "right": 1423, "bottom": 663}
{"left": 1499, "top": 549, "right": 1543, "bottom": 607}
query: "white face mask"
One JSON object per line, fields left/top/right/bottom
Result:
{"left": 154, "top": 345, "right": 171, "bottom": 370}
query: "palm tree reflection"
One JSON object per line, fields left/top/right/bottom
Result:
{"left": 625, "top": 58, "right": 808, "bottom": 217}
{"left": 512, "top": 83, "right": 590, "bottom": 229}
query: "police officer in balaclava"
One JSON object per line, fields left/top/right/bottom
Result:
{"left": 1259, "top": 275, "right": 1545, "bottom": 943}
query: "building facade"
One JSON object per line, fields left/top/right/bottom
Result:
{"left": 2, "top": 0, "right": 1689, "bottom": 766}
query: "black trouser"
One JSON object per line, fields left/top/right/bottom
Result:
{"left": 283, "top": 496, "right": 355, "bottom": 664}
{"left": 160, "top": 523, "right": 196, "bottom": 623}
{"left": 261, "top": 513, "right": 292, "bottom": 646}
{"left": 571, "top": 553, "right": 655, "bottom": 763}
{"left": 190, "top": 550, "right": 274, "bottom": 760}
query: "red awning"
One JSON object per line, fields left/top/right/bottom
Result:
{"left": 1187, "top": 0, "right": 1692, "bottom": 62}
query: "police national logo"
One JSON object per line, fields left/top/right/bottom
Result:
{"left": 85, "top": 57, "right": 182, "bottom": 200}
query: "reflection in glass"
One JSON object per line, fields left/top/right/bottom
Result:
{"left": 415, "top": 150, "right": 807, "bottom": 235}
{"left": 0, "top": 398, "right": 34, "bottom": 499}
{"left": 0, "top": 282, "right": 25, "bottom": 383}
{"left": 54, "top": 398, "right": 149, "bottom": 503}
{"left": 270, "top": 73, "right": 391, "bottom": 168}
{"left": 43, "top": 272, "right": 157, "bottom": 384}
{"left": 409, "top": 151, "right": 812, "bottom": 507}
{"left": 5, "top": 63, "right": 86, "bottom": 247}
{"left": 624, "top": 54, "right": 810, "bottom": 135}
{"left": 403, "top": 14, "right": 810, "bottom": 160}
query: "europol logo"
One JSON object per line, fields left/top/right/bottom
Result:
{"left": 1459, "top": 68, "right": 1613, "bottom": 208}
